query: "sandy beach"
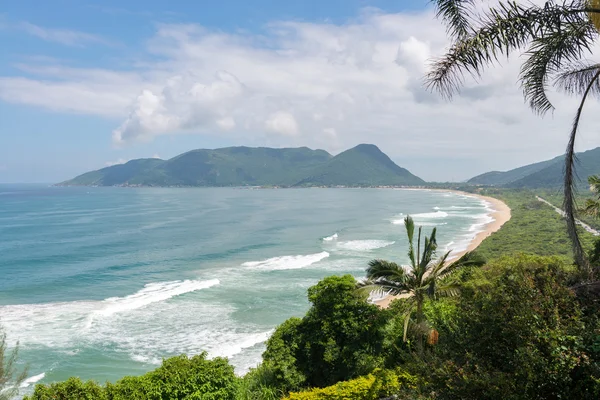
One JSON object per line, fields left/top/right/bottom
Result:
{"left": 374, "top": 191, "right": 511, "bottom": 308}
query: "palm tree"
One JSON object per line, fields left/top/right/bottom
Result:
{"left": 581, "top": 175, "right": 600, "bottom": 218}
{"left": 361, "top": 215, "right": 485, "bottom": 347}
{"left": 428, "top": 0, "right": 600, "bottom": 278}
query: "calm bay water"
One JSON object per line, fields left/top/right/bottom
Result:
{"left": 0, "top": 185, "right": 492, "bottom": 390}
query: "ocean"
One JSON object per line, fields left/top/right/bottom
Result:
{"left": 0, "top": 184, "right": 493, "bottom": 391}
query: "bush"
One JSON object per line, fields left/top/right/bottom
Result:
{"left": 23, "top": 377, "right": 107, "bottom": 400}
{"left": 236, "top": 363, "right": 285, "bottom": 400}
{"left": 26, "top": 353, "right": 238, "bottom": 400}
{"left": 261, "top": 317, "right": 306, "bottom": 392}
{"left": 428, "top": 254, "right": 599, "bottom": 399}
{"left": 283, "top": 369, "right": 416, "bottom": 400}
{"left": 263, "top": 275, "right": 387, "bottom": 390}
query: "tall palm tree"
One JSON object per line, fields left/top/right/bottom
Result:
{"left": 361, "top": 215, "right": 485, "bottom": 345}
{"left": 581, "top": 175, "right": 600, "bottom": 218}
{"left": 428, "top": 0, "right": 600, "bottom": 278}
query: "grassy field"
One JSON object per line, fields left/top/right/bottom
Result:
{"left": 465, "top": 188, "right": 597, "bottom": 262}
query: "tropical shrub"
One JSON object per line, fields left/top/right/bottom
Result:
{"left": 295, "top": 275, "right": 387, "bottom": 387}
{"left": 284, "top": 369, "right": 417, "bottom": 400}
{"left": 26, "top": 353, "right": 238, "bottom": 400}
{"left": 0, "top": 329, "right": 27, "bottom": 400}
{"left": 23, "top": 377, "right": 107, "bottom": 400}
{"left": 427, "top": 254, "right": 600, "bottom": 399}
{"left": 261, "top": 317, "right": 306, "bottom": 393}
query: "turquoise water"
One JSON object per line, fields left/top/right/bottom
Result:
{"left": 0, "top": 185, "right": 492, "bottom": 390}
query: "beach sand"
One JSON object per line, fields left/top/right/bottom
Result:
{"left": 374, "top": 191, "right": 511, "bottom": 308}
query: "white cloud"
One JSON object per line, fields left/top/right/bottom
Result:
{"left": 2, "top": 7, "right": 600, "bottom": 180}
{"left": 19, "top": 22, "right": 114, "bottom": 47}
{"left": 265, "top": 111, "right": 299, "bottom": 136}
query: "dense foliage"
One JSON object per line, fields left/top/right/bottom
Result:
{"left": 61, "top": 144, "right": 424, "bottom": 188}
{"left": 24, "top": 353, "right": 238, "bottom": 400}
{"left": 474, "top": 189, "right": 596, "bottom": 261}
{"left": 283, "top": 369, "right": 415, "bottom": 400}
{"left": 426, "top": 254, "right": 600, "bottom": 399}
{"left": 264, "top": 275, "right": 387, "bottom": 389}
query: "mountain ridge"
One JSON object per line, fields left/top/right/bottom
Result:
{"left": 468, "top": 147, "right": 600, "bottom": 188}
{"left": 59, "top": 144, "right": 425, "bottom": 188}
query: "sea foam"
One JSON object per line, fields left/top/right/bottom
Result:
{"left": 336, "top": 240, "right": 395, "bottom": 251}
{"left": 412, "top": 211, "right": 449, "bottom": 219}
{"left": 323, "top": 233, "right": 338, "bottom": 241}
{"left": 20, "top": 373, "right": 46, "bottom": 388}
{"left": 93, "top": 279, "right": 220, "bottom": 318}
{"left": 242, "top": 252, "right": 329, "bottom": 270}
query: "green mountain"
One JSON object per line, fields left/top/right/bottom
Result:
{"left": 60, "top": 144, "right": 424, "bottom": 187}
{"left": 468, "top": 147, "right": 600, "bottom": 188}
{"left": 295, "top": 144, "right": 424, "bottom": 187}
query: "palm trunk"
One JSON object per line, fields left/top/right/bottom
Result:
{"left": 563, "top": 70, "right": 600, "bottom": 279}
{"left": 416, "top": 295, "right": 424, "bottom": 353}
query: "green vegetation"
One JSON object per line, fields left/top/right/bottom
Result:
{"left": 425, "top": 254, "right": 600, "bottom": 399}
{"left": 470, "top": 189, "right": 597, "bottom": 262}
{"left": 24, "top": 353, "right": 238, "bottom": 400}
{"left": 581, "top": 175, "right": 600, "bottom": 219}
{"left": 0, "top": 330, "right": 27, "bottom": 400}
{"left": 59, "top": 144, "right": 424, "bottom": 188}
{"left": 283, "top": 369, "right": 415, "bottom": 400}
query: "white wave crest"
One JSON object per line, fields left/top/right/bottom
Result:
{"left": 400, "top": 221, "right": 447, "bottom": 227}
{"left": 323, "top": 233, "right": 338, "bottom": 241}
{"left": 211, "top": 330, "right": 274, "bottom": 359}
{"left": 337, "top": 240, "right": 395, "bottom": 251}
{"left": 20, "top": 373, "right": 46, "bottom": 388}
{"left": 93, "top": 279, "right": 220, "bottom": 318}
{"left": 242, "top": 252, "right": 329, "bottom": 270}
{"left": 412, "top": 211, "right": 449, "bottom": 219}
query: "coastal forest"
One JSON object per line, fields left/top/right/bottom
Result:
{"left": 4, "top": 0, "right": 600, "bottom": 399}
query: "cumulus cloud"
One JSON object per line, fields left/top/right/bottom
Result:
{"left": 2, "top": 6, "right": 600, "bottom": 180}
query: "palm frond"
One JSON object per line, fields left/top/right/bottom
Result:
{"left": 427, "top": 1, "right": 596, "bottom": 98}
{"left": 434, "top": 281, "right": 462, "bottom": 298}
{"left": 555, "top": 62, "right": 600, "bottom": 97}
{"left": 357, "top": 282, "right": 408, "bottom": 298}
{"left": 521, "top": 20, "right": 597, "bottom": 114}
{"left": 563, "top": 67, "right": 600, "bottom": 275}
{"left": 428, "top": 250, "right": 452, "bottom": 279}
{"left": 581, "top": 199, "right": 600, "bottom": 218}
{"left": 589, "top": 175, "right": 600, "bottom": 194}
{"left": 366, "top": 259, "right": 407, "bottom": 281}
{"left": 433, "top": 0, "right": 475, "bottom": 39}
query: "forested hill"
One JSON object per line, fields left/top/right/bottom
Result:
{"left": 59, "top": 144, "right": 425, "bottom": 187}
{"left": 468, "top": 147, "right": 600, "bottom": 188}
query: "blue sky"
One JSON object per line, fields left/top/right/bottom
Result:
{"left": 1, "top": 0, "right": 597, "bottom": 183}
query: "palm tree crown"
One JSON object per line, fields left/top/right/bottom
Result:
{"left": 429, "top": 0, "right": 600, "bottom": 278}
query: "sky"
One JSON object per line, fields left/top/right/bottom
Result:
{"left": 1, "top": 0, "right": 600, "bottom": 183}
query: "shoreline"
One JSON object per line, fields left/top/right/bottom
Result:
{"left": 374, "top": 190, "right": 511, "bottom": 308}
